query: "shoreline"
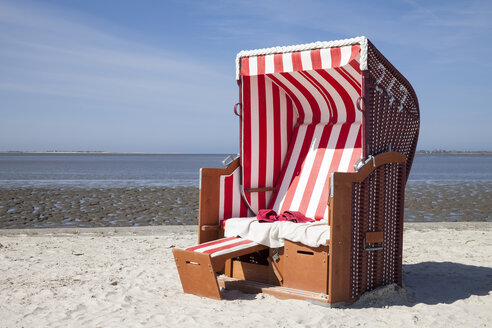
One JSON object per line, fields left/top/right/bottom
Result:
{"left": 0, "top": 151, "right": 227, "bottom": 155}
{"left": 1, "top": 221, "right": 490, "bottom": 237}
{"left": 2, "top": 151, "right": 492, "bottom": 155}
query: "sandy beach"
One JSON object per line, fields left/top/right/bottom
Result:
{"left": 1, "top": 223, "right": 491, "bottom": 327}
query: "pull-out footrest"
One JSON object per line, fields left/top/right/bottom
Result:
{"left": 173, "top": 237, "right": 267, "bottom": 299}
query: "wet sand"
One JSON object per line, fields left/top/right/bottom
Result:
{"left": 405, "top": 181, "right": 491, "bottom": 222}
{"left": 0, "top": 182, "right": 490, "bottom": 229}
{"left": 0, "top": 187, "right": 199, "bottom": 229}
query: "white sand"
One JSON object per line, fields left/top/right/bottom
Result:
{"left": 1, "top": 223, "right": 491, "bottom": 328}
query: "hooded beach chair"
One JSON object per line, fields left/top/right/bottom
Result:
{"left": 173, "top": 36, "right": 419, "bottom": 306}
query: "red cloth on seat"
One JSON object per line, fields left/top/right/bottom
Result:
{"left": 257, "top": 209, "right": 314, "bottom": 223}
{"left": 279, "top": 211, "right": 314, "bottom": 223}
{"left": 256, "top": 209, "right": 280, "bottom": 223}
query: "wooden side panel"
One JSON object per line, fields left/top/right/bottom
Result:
{"left": 328, "top": 180, "right": 353, "bottom": 304}
{"left": 231, "top": 261, "right": 280, "bottom": 285}
{"left": 283, "top": 241, "right": 329, "bottom": 294}
{"left": 198, "top": 158, "right": 240, "bottom": 244}
{"left": 172, "top": 249, "right": 221, "bottom": 300}
{"left": 328, "top": 152, "right": 406, "bottom": 304}
{"left": 365, "top": 231, "right": 384, "bottom": 244}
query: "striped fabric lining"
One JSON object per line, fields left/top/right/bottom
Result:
{"left": 219, "top": 166, "right": 251, "bottom": 221}
{"left": 241, "top": 45, "right": 361, "bottom": 126}
{"left": 241, "top": 75, "right": 296, "bottom": 215}
{"left": 268, "top": 63, "right": 362, "bottom": 125}
{"left": 219, "top": 44, "right": 363, "bottom": 221}
{"left": 186, "top": 236, "right": 259, "bottom": 258}
{"left": 269, "top": 122, "right": 362, "bottom": 220}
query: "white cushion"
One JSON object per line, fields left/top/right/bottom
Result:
{"left": 223, "top": 217, "right": 330, "bottom": 248}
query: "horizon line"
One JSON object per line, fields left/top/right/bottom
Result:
{"left": 1, "top": 150, "right": 492, "bottom": 155}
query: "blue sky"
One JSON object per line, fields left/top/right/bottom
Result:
{"left": 1, "top": 0, "right": 491, "bottom": 152}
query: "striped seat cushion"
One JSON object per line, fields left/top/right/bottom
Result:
{"left": 185, "top": 237, "right": 259, "bottom": 258}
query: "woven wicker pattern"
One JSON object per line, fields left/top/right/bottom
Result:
{"left": 365, "top": 41, "right": 419, "bottom": 181}
{"left": 349, "top": 41, "right": 418, "bottom": 299}
{"left": 350, "top": 162, "right": 406, "bottom": 299}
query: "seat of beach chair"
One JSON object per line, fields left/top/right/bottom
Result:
{"left": 223, "top": 216, "right": 331, "bottom": 248}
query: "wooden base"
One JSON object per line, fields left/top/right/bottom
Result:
{"left": 283, "top": 241, "right": 329, "bottom": 294}
{"left": 231, "top": 260, "right": 281, "bottom": 285}
{"left": 217, "top": 276, "right": 344, "bottom": 306}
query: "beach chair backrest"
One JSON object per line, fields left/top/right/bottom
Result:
{"left": 269, "top": 122, "right": 362, "bottom": 220}
{"left": 240, "top": 44, "right": 363, "bottom": 219}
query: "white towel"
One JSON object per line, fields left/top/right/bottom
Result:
{"left": 223, "top": 217, "right": 330, "bottom": 248}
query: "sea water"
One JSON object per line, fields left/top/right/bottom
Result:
{"left": 0, "top": 153, "right": 491, "bottom": 188}
{"left": 0, "top": 153, "right": 228, "bottom": 188}
{"left": 0, "top": 153, "right": 490, "bottom": 223}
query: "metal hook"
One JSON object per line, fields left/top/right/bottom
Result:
{"left": 356, "top": 96, "right": 365, "bottom": 112}
{"left": 233, "top": 103, "right": 242, "bottom": 117}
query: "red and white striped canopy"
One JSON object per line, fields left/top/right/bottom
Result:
{"left": 241, "top": 45, "right": 360, "bottom": 79}
{"left": 220, "top": 37, "right": 367, "bottom": 221}
{"left": 235, "top": 36, "right": 368, "bottom": 80}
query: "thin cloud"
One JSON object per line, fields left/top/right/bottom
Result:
{"left": 1, "top": 0, "right": 490, "bottom": 151}
{"left": 0, "top": 0, "right": 228, "bottom": 106}
{"left": 193, "top": 0, "right": 492, "bottom": 59}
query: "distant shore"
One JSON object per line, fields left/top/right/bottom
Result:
{"left": 415, "top": 150, "right": 492, "bottom": 155}
{"left": 1, "top": 150, "right": 491, "bottom": 155}
{"left": 0, "top": 151, "right": 188, "bottom": 155}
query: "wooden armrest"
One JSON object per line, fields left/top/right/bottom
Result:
{"left": 199, "top": 157, "right": 241, "bottom": 244}
{"left": 200, "top": 157, "right": 241, "bottom": 182}
{"left": 331, "top": 152, "right": 406, "bottom": 185}
{"left": 201, "top": 225, "right": 220, "bottom": 231}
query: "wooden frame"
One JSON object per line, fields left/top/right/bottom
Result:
{"left": 328, "top": 151, "right": 406, "bottom": 305}
{"left": 197, "top": 158, "right": 240, "bottom": 243}
{"left": 175, "top": 152, "right": 406, "bottom": 306}
{"left": 173, "top": 39, "right": 419, "bottom": 306}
